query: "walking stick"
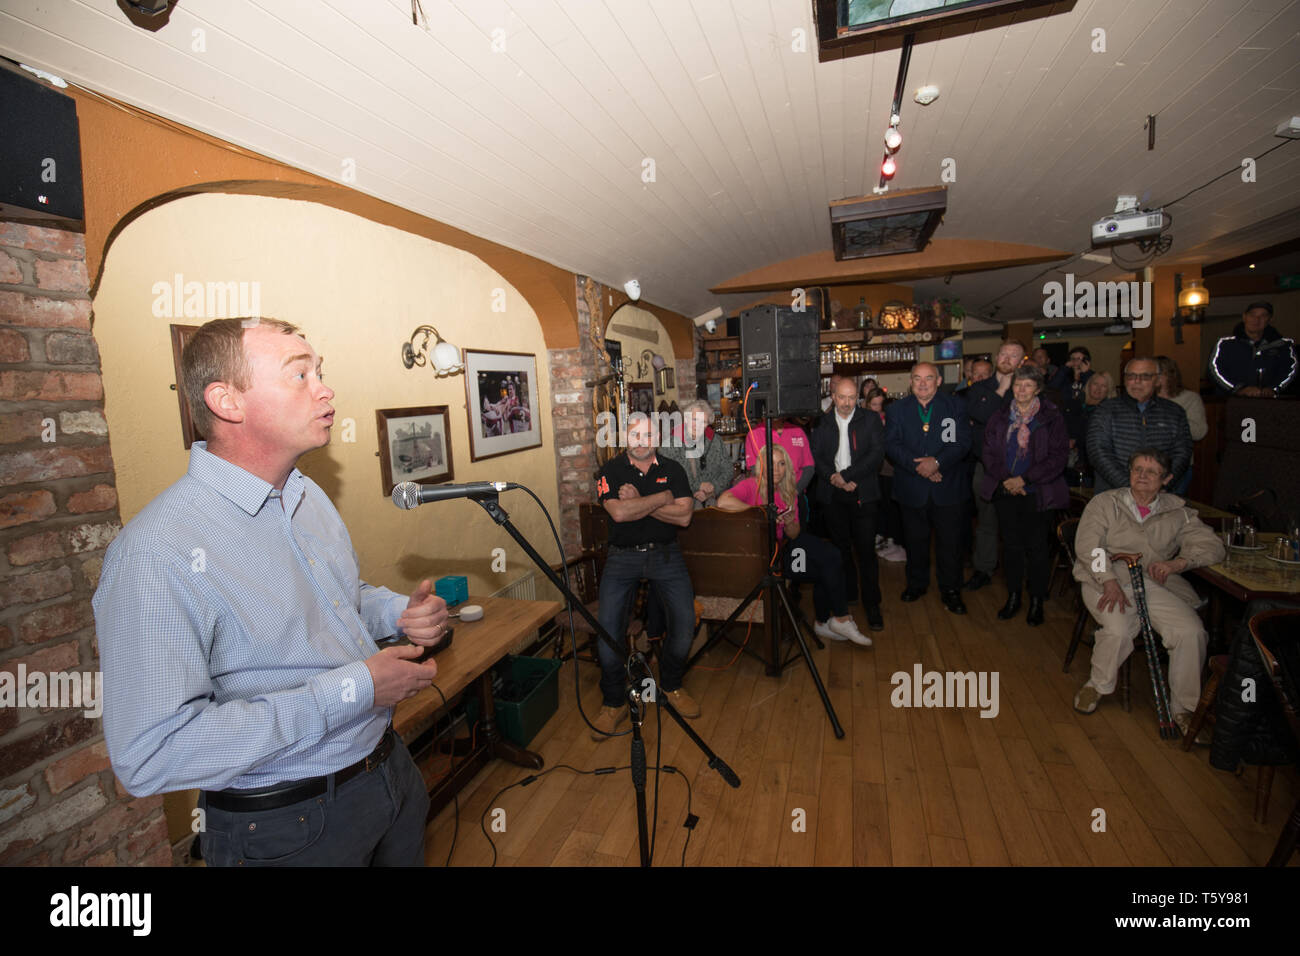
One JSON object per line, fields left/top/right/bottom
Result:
{"left": 1112, "top": 552, "right": 1179, "bottom": 740}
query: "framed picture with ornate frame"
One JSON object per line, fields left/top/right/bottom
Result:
{"left": 376, "top": 405, "right": 453, "bottom": 497}
{"left": 464, "top": 349, "right": 543, "bottom": 462}
{"left": 627, "top": 382, "right": 655, "bottom": 417}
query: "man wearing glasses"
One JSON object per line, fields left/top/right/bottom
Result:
{"left": 1086, "top": 357, "right": 1192, "bottom": 492}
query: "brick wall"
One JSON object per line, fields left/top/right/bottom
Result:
{"left": 0, "top": 221, "right": 169, "bottom": 866}
{"left": 547, "top": 277, "right": 703, "bottom": 560}
{"left": 547, "top": 277, "right": 600, "bottom": 559}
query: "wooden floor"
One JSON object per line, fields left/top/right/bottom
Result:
{"left": 423, "top": 562, "right": 1298, "bottom": 867}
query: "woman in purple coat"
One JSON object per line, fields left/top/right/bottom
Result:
{"left": 979, "top": 365, "right": 1069, "bottom": 626}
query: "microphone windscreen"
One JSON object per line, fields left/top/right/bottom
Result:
{"left": 392, "top": 481, "right": 422, "bottom": 510}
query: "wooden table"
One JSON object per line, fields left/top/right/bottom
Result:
{"left": 1192, "top": 533, "right": 1300, "bottom": 603}
{"left": 392, "top": 595, "right": 562, "bottom": 820}
{"left": 1191, "top": 533, "right": 1300, "bottom": 647}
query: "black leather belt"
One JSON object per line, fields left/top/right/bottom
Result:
{"left": 204, "top": 727, "right": 396, "bottom": 813}
{"left": 609, "top": 541, "right": 676, "bottom": 552}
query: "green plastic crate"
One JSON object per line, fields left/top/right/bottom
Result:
{"left": 465, "top": 655, "right": 563, "bottom": 748}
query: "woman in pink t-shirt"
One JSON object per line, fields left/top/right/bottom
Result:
{"left": 743, "top": 420, "right": 815, "bottom": 491}
{"left": 717, "top": 446, "right": 872, "bottom": 647}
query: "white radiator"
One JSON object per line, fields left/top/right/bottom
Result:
{"left": 490, "top": 570, "right": 536, "bottom": 601}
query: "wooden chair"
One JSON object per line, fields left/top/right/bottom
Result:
{"left": 1249, "top": 607, "right": 1300, "bottom": 867}
{"left": 1178, "top": 654, "right": 1278, "bottom": 824}
{"left": 1047, "top": 510, "right": 1077, "bottom": 599}
{"left": 1058, "top": 517, "right": 1095, "bottom": 672}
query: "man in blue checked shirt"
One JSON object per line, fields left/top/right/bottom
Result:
{"left": 92, "top": 317, "right": 449, "bottom": 866}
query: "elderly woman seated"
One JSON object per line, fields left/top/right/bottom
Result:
{"left": 656, "top": 399, "right": 736, "bottom": 508}
{"left": 716, "top": 445, "right": 872, "bottom": 647}
{"left": 1071, "top": 447, "right": 1226, "bottom": 737}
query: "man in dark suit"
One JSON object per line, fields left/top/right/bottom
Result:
{"left": 885, "top": 362, "right": 973, "bottom": 614}
{"left": 962, "top": 340, "right": 1024, "bottom": 591}
{"left": 813, "top": 375, "right": 887, "bottom": 631}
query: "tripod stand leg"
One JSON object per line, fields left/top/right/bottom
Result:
{"left": 772, "top": 578, "right": 845, "bottom": 739}
{"left": 685, "top": 577, "right": 766, "bottom": 671}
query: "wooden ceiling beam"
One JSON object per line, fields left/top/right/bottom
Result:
{"left": 709, "top": 239, "right": 1072, "bottom": 295}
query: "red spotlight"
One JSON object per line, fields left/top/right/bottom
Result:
{"left": 881, "top": 155, "right": 896, "bottom": 178}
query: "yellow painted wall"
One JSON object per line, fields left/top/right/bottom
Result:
{"left": 604, "top": 304, "right": 679, "bottom": 406}
{"left": 94, "top": 193, "right": 562, "bottom": 598}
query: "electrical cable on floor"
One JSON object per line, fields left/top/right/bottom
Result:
{"left": 478, "top": 762, "right": 695, "bottom": 867}
{"left": 516, "top": 484, "right": 630, "bottom": 742}
{"left": 412, "top": 680, "right": 463, "bottom": 866}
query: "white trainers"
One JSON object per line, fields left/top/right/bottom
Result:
{"left": 879, "top": 543, "right": 907, "bottom": 562}
{"left": 813, "top": 620, "right": 839, "bottom": 641}
{"left": 828, "top": 617, "right": 873, "bottom": 647}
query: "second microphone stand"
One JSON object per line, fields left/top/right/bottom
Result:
{"left": 685, "top": 413, "right": 844, "bottom": 738}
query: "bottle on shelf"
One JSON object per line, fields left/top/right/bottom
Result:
{"left": 854, "top": 297, "right": 870, "bottom": 330}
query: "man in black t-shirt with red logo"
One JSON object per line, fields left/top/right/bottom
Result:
{"left": 591, "top": 413, "right": 699, "bottom": 739}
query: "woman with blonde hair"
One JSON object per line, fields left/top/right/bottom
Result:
{"left": 1155, "top": 356, "right": 1207, "bottom": 495}
{"left": 717, "top": 445, "right": 871, "bottom": 646}
{"left": 1065, "top": 370, "right": 1113, "bottom": 486}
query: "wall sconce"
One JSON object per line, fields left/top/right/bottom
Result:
{"left": 1171, "top": 274, "right": 1209, "bottom": 345}
{"left": 637, "top": 349, "right": 665, "bottom": 379}
{"left": 401, "top": 325, "right": 464, "bottom": 376}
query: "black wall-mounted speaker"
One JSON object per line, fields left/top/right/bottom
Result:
{"left": 0, "top": 66, "right": 85, "bottom": 224}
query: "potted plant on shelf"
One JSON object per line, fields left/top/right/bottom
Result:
{"left": 923, "top": 297, "right": 966, "bottom": 331}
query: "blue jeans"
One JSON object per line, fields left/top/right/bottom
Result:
{"left": 1172, "top": 466, "right": 1193, "bottom": 497}
{"left": 596, "top": 543, "right": 696, "bottom": 707}
{"left": 198, "top": 736, "right": 429, "bottom": 866}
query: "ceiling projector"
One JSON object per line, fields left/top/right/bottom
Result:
{"left": 1091, "top": 207, "right": 1165, "bottom": 245}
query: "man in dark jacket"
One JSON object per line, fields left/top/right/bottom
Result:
{"left": 1086, "top": 357, "right": 1192, "bottom": 492}
{"left": 1209, "top": 301, "right": 1298, "bottom": 397}
{"left": 885, "top": 363, "right": 973, "bottom": 614}
{"left": 813, "top": 375, "right": 887, "bottom": 630}
{"left": 1048, "top": 346, "right": 1094, "bottom": 404}
{"left": 963, "top": 340, "right": 1025, "bottom": 590}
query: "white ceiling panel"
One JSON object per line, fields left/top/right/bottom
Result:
{"left": 0, "top": 0, "right": 1296, "bottom": 320}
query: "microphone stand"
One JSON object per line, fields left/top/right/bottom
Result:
{"left": 466, "top": 491, "right": 740, "bottom": 867}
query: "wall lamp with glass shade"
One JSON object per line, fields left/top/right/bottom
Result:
{"left": 637, "top": 349, "right": 666, "bottom": 379}
{"left": 1171, "top": 274, "right": 1209, "bottom": 344}
{"left": 401, "top": 325, "right": 464, "bottom": 376}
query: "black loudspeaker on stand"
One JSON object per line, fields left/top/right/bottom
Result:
{"left": 736, "top": 304, "right": 821, "bottom": 419}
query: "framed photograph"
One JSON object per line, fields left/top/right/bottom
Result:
{"left": 376, "top": 405, "right": 453, "bottom": 497}
{"left": 628, "top": 382, "right": 655, "bottom": 417}
{"left": 464, "top": 349, "right": 543, "bottom": 462}
{"left": 655, "top": 366, "right": 674, "bottom": 395}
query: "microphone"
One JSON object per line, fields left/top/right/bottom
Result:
{"left": 392, "top": 480, "right": 517, "bottom": 510}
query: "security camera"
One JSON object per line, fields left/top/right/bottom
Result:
{"left": 692, "top": 306, "right": 723, "bottom": 332}
{"left": 623, "top": 279, "right": 641, "bottom": 301}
